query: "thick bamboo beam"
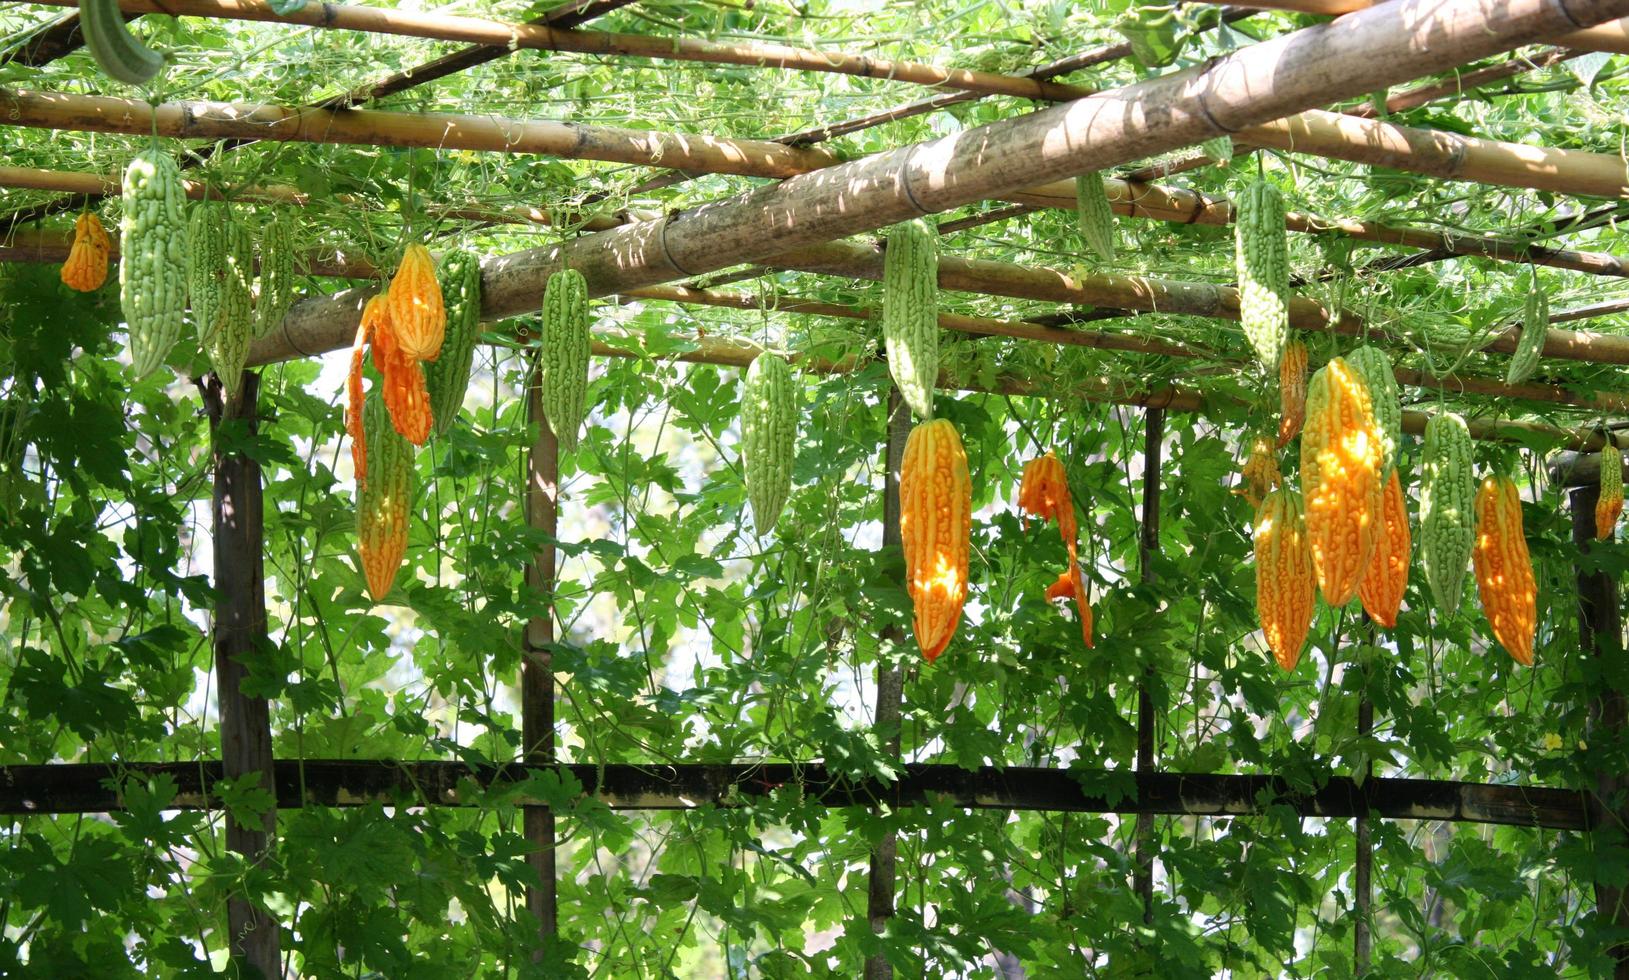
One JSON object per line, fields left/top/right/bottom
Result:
{"left": 1345, "top": 46, "right": 1580, "bottom": 118}
{"left": 1221, "top": 0, "right": 1629, "bottom": 52}
{"left": 0, "top": 89, "right": 841, "bottom": 181}
{"left": 1240, "top": 108, "right": 1629, "bottom": 198}
{"left": 32, "top": 0, "right": 1094, "bottom": 103}
{"left": 0, "top": 761, "right": 1592, "bottom": 830}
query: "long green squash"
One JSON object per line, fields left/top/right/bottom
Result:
{"left": 425, "top": 249, "right": 483, "bottom": 436}
{"left": 1235, "top": 179, "right": 1290, "bottom": 372}
{"left": 1420, "top": 412, "right": 1477, "bottom": 615}
{"left": 882, "top": 218, "right": 938, "bottom": 420}
{"left": 541, "top": 268, "right": 591, "bottom": 451}
{"left": 121, "top": 148, "right": 190, "bottom": 380}
{"left": 741, "top": 353, "right": 797, "bottom": 535}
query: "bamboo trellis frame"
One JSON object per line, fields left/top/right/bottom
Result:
{"left": 7, "top": 1, "right": 1629, "bottom": 973}
{"left": 1222, "top": 0, "right": 1629, "bottom": 52}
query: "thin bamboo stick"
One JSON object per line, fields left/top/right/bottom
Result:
{"left": 31, "top": 0, "right": 1095, "bottom": 103}
{"left": 0, "top": 89, "right": 842, "bottom": 181}
{"left": 1219, "top": 0, "right": 1629, "bottom": 53}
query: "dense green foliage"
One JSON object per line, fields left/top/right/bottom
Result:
{"left": 2, "top": 0, "right": 1628, "bottom": 974}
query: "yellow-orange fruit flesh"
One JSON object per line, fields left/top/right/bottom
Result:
{"left": 901, "top": 419, "right": 971, "bottom": 663}
{"left": 1300, "top": 357, "right": 1384, "bottom": 607}
{"left": 1358, "top": 468, "right": 1411, "bottom": 629}
{"left": 385, "top": 243, "right": 446, "bottom": 362}
{"left": 60, "top": 211, "right": 111, "bottom": 292}
{"left": 1473, "top": 475, "right": 1537, "bottom": 666}
{"left": 1277, "top": 339, "right": 1308, "bottom": 449}
{"left": 1254, "top": 488, "right": 1316, "bottom": 671}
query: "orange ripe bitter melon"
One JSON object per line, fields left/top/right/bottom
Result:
{"left": 900, "top": 418, "right": 971, "bottom": 662}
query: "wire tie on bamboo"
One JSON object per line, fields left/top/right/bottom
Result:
{"left": 1551, "top": 0, "right": 1592, "bottom": 29}
{"left": 657, "top": 212, "right": 701, "bottom": 277}
{"left": 1193, "top": 58, "right": 1241, "bottom": 136}
{"left": 897, "top": 158, "right": 934, "bottom": 217}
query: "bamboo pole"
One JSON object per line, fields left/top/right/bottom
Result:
{"left": 1344, "top": 47, "right": 1581, "bottom": 118}
{"left": 31, "top": 0, "right": 1095, "bottom": 103}
{"left": 0, "top": 89, "right": 841, "bottom": 181}
{"left": 1219, "top": 0, "right": 1629, "bottom": 53}
{"left": 1240, "top": 109, "right": 1629, "bottom": 199}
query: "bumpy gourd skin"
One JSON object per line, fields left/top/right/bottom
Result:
{"left": 1300, "top": 357, "right": 1384, "bottom": 607}
{"left": 357, "top": 393, "right": 415, "bottom": 602}
{"left": 1075, "top": 173, "right": 1116, "bottom": 264}
{"left": 371, "top": 295, "right": 433, "bottom": 446}
{"left": 1254, "top": 488, "right": 1315, "bottom": 671}
{"left": 1506, "top": 269, "right": 1548, "bottom": 385}
{"left": 206, "top": 216, "right": 255, "bottom": 399}
{"left": 386, "top": 244, "right": 446, "bottom": 362}
{"left": 1597, "top": 443, "right": 1623, "bottom": 541}
{"left": 424, "top": 249, "right": 482, "bottom": 436}
{"left": 1473, "top": 475, "right": 1537, "bottom": 666}
{"left": 1345, "top": 345, "right": 1401, "bottom": 479}
{"left": 60, "top": 211, "right": 111, "bottom": 292}
{"left": 882, "top": 219, "right": 939, "bottom": 421}
{"left": 1019, "top": 451, "right": 1091, "bottom": 649}
{"left": 1235, "top": 180, "right": 1289, "bottom": 372}
{"left": 1358, "top": 468, "right": 1411, "bottom": 629}
{"left": 740, "top": 353, "right": 797, "bottom": 536}
{"left": 254, "top": 211, "right": 297, "bottom": 339}
{"left": 542, "top": 268, "right": 591, "bottom": 452}
{"left": 1239, "top": 435, "right": 1280, "bottom": 511}
{"left": 187, "top": 204, "right": 227, "bottom": 349}
{"left": 120, "top": 148, "right": 190, "bottom": 380}
{"left": 900, "top": 419, "right": 970, "bottom": 662}
{"left": 1420, "top": 413, "right": 1476, "bottom": 615}
{"left": 1277, "top": 339, "right": 1307, "bottom": 449}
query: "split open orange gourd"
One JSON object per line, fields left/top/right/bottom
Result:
{"left": 1019, "top": 451, "right": 1092, "bottom": 649}
{"left": 60, "top": 211, "right": 111, "bottom": 292}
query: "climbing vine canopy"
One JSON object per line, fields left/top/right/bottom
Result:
{"left": 2, "top": 0, "right": 1628, "bottom": 975}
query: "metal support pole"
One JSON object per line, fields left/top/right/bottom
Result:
{"left": 865, "top": 388, "right": 909, "bottom": 980}
{"left": 202, "top": 372, "right": 280, "bottom": 976}
{"left": 524, "top": 361, "right": 560, "bottom": 944}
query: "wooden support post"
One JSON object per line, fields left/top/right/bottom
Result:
{"left": 1135, "top": 408, "right": 1164, "bottom": 924}
{"left": 1355, "top": 624, "right": 1374, "bottom": 975}
{"left": 524, "top": 362, "right": 560, "bottom": 944}
{"left": 866, "top": 388, "right": 909, "bottom": 979}
{"left": 1568, "top": 483, "right": 1629, "bottom": 978}
{"left": 201, "top": 372, "right": 280, "bottom": 977}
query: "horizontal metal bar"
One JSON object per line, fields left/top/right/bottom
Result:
{"left": 0, "top": 761, "right": 1592, "bottom": 830}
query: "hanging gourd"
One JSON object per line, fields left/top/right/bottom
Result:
{"left": 120, "top": 148, "right": 189, "bottom": 380}
{"left": 1300, "top": 357, "right": 1384, "bottom": 607}
{"left": 1254, "top": 488, "right": 1315, "bottom": 671}
{"left": 1277, "top": 339, "right": 1307, "bottom": 448}
{"left": 356, "top": 392, "right": 415, "bottom": 602}
{"left": 1357, "top": 468, "right": 1411, "bottom": 629}
{"left": 740, "top": 352, "right": 798, "bottom": 535}
{"left": 881, "top": 218, "right": 939, "bottom": 420}
{"left": 541, "top": 268, "right": 591, "bottom": 452}
{"left": 425, "top": 249, "right": 483, "bottom": 436}
{"left": 1018, "top": 451, "right": 1091, "bottom": 649}
{"left": 1235, "top": 179, "right": 1290, "bottom": 372}
{"left": 900, "top": 418, "right": 970, "bottom": 662}
{"left": 1420, "top": 413, "right": 1476, "bottom": 615}
{"left": 1597, "top": 442, "right": 1623, "bottom": 541}
{"left": 1075, "top": 173, "right": 1116, "bottom": 264}
{"left": 1238, "top": 435, "right": 1280, "bottom": 511}
{"left": 385, "top": 243, "right": 445, "bottom": 362}
{"left": 1506, "top": 268, "right": 1548, "bottom": 385}
{"left": 60, "top": 211, "right": 111, "bottom": 292}
{"left": 1473, "top": 475, "right": 1537, "bottom": 666}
